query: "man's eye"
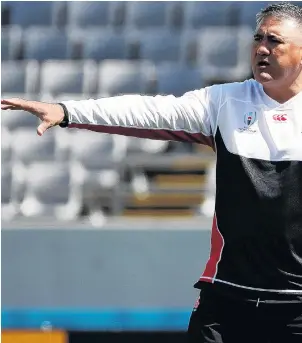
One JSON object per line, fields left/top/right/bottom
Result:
{"left": 253, "top": 36, "right": 261, "bottom": 41}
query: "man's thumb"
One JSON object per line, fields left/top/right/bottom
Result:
{"left": 37, "top": 122, "right": 50, "bottom": 136}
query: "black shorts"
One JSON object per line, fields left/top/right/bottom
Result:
{"left": 187, "top": 283, "right": 302, "bottom": 343}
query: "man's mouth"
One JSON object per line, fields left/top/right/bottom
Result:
{"left": 257, "top": 60, "right": 270, "bottom": 69}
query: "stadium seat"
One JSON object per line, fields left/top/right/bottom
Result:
{"left": 1, "top": 61, "right": 39, "bottom": 94}
{"left": 1, "top": 128, "right": 12, "bottom": 164}
{"left": 1, "top": 25, "right": 22, "bottom": 60}
{"left": 40, "top": 60, "right": 98, "bottom": 96}
{"left": 19, "top": 162, "right": 82, "bottom": 220}
{"left": 126, "top": 2, "right": 184, "bottom": 29}
{"left": 155, "top": 63, "right": 203, "bottom": 97}
{"left": 11, "top": 129, "right": 57, "bottom": 165}
{"left": 183, "top": 1, "right": 237, "bottom": 28}
{"left": 81, "top": 29, "right": 128, "bottom": 60}
{"left": 69, "top": 131, "right": 127, "bottom": 214}
{"left": 126, "top": 1, "right": 169, "bottom": 28}
{"left": 1, "top": 163, "right": 12, "bottom": 205}
{"left": 23, "top": 27, "right": 72, "bottom": 61}
{"left": 1, "top": 109, "right": 38, "bottom": 131}
{"left": 237, "top": 1, "right": 272, "bottom": 28}
{"left": 69, "top": 131, "right": 127, "bottom": 173}
{"left": 127, "top": 137, "right": 169, "bottom": 156}
{"left": 98, "top": 60, "right": 154, "bottom": 95}
{"left": 1, "top": 162, "right": 18, "bottom": 220}
{"left": 66, "top": 2, "right": 112, "bottom": 27}
{"left": 52, "top": 93, "right": 93, "bottom": 102}
{"left": 137, "top": 29, "right": 181, "bottom": 63}
{"left": 7, "top": 1, "right": 64, "bottom": 27}
{"left": 196, "top": 26, "right": 253, "bottom": 82}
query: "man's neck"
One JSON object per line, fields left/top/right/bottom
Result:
{"left": 263, "top": 77, "right": 302, "bottom": 104}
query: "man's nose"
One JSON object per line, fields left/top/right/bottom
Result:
{"left": 256, "top": 41, "right": 270, "bottom": 56}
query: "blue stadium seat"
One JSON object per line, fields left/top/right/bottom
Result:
{"left": 7, "top": 1, "right": 64, "bottom": 27}
{"left": 156, "top": 63, "right": 203, "bottom": 97}
{"left": 1, "top": 61, "right": 39, "bottom": 94}
{"left": 1, "top": 25, "right": 22, "bottom": 60}
{"left": 183, "top": 1, "right": 237, "bottom": 28}
{"left": 98, "top": 60, "right": 154, "bottom": 95}
{"left": 39, "top": 60, "right": 98, "bottom": 96}
{"left": 138, "top": 29, "right": 181, "bottom": 63}
{"left": 23, "top": 27, "right": 71, "bottom": 61}
{"left": 126, "top": 1, "right": 168, "bottom": 28}
{"left": 81, "top": 29, "right": 128, "bottom": 60}
{"left": 196, "top": 26, "right": 253, "bottom": 82}
{"left": 237, "top": 2, "right": 272, "bottom": 28}
{"left": 66, "top": 2, "right": 112, "bottom": 27}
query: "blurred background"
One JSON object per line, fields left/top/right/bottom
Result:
{"left": 1, "top": 1, "right": 288, "bottom": 342}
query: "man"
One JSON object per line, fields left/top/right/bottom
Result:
{"left": 2, "top": 2, "right": 302, "bottom": 342}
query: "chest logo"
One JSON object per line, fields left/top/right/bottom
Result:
{"left": 244, "top": 111, "right": 257, "bottom": 127}
{"left": 239, "top": 111, "right": 257, "bottom": 133}
{"left": 272, "top": 114, "right": 287, "bottom": 122}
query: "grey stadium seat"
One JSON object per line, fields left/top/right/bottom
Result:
{"left": 1, "top": 128, "right": 12, "bottom": 164}
{"left": 69, "top": 131, "right": 127, "bottom": 214}
{"left": 7, "top": 1, "right": 64, "bottom": 27}
{"left": 138, "top": 29, "right": 181, "bottom": 63}
{"left": 81, "top": 29, "right": 128, "bottom": 60}
{"left": 183, "top": 1, "right": 237, "bottom": 28}
{"left": 1, "top": 109, "right": 38, "bottom": 131}
{"left": 98, "top": 60, "right": 154, "bottom": 95}
{"left": 156, "top": 63, "right": 203, "bottom": 97}
{"left": 40, "top": 60, "right": 98, "bottom": 96}
{"left": 1, "top": 25, "right": 22, "bottom": 60}
{"left": 196, "top": 26, "right": 253, "bottom": 82}
{"left": 19, "top": 162, "right": 82, "bottom": 220}
{"left": 70, "top": 131, "right": 127, "bottom": 173}
{"left": 1, "top": 163, "right": 12, "bottom": 205}
{"left": 1, "top": 162, "right": 18, "bottom": 220}
{"left": 23, "top": 27, "right": 71, "bottom": 61}
{"left": 11, "top": 129, "right": 56, "bottom": 165}
{"left": 1, "top": 61, "right": 39, "bottom": 94}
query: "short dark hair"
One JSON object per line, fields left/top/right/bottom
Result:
{"left": 256, "top": 2, "right": 302, "bottom": 27}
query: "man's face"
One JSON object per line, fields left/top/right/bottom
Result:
{"left": 251, "top": 16, "right": 302, "bottom": 88}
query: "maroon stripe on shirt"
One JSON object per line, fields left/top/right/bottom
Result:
{"left": 68, "top": 123, "right": 215, "bottom": 149}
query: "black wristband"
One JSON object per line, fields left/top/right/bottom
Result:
{"left": 58, "top": 103, "right": 69, "bottom": 128}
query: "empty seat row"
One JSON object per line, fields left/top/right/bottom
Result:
{"left": 1, "top": 60, "right": 205, "bottom": 96}
{"left": 1, "top": 126, "right": 169, "bottom": 162}
{"left": 2, "top": 25, "right": 254, "bottom": 63}
{"left": 2, "top": 1, "right": 274, "bottom": 29}
{"left": 2, "top": 160, "right": 83, "bottom": 221}
{"left": 1, "top": 25, "right": 252, "bottom": 95}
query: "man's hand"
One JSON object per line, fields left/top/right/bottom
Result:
{"left": 1, "top": 98, "right": 65, "bottom": 136}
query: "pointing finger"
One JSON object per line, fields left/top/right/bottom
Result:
{"left": 37, "top": 122, "right": 50, "bottom": 136}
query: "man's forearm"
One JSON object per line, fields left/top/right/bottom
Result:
{"left": 61, "top": 93, "right": 212, "bottom": 145}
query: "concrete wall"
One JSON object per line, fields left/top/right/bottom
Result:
{"left": 2, "top": 226, "right": 211, "bottom": 309}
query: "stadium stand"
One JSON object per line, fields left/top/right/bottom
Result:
{"left": 2, "top": 1, "right": 272, "bottom": 222}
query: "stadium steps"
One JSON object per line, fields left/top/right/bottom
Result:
{"left": 122, "top": 208, "right": 195, "bottom": 218}
{"left": 154, "top": 174, "right": 206, "bottom": 190}
{"left": 127, "top": 192, "right": 204, "bottom": 207}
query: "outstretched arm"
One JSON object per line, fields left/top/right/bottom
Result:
{"left": 1, "top": 90, "right": 215, "bottom": 147}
